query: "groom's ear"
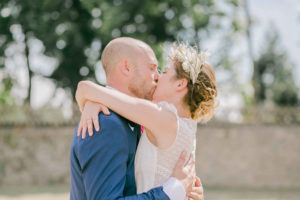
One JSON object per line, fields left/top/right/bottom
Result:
{"left": 119, "top": 59, "right": 130, "bottom": 76}
{"left": 176, "top": 78, "right": 188, "bottom": 92}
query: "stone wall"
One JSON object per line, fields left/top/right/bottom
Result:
{"left": 0, "top": 127, "right": 72, "bottom": 186}
{"left": 0, "top": 124, "right": 299, "bottom": 188}
{"left": 196, "top": 124, "right": 300, "bottom": 188}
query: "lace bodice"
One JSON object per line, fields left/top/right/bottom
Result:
{"left": 134, "top": 101, "right": 197, "bottom": 197}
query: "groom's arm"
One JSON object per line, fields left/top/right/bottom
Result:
{"left": 76, "top": 114, "right": 173, "bottom": 200}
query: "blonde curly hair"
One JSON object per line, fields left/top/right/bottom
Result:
{"left": 169, "top": 43, "right": 218, "bottom": 122}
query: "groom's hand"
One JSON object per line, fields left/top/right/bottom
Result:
{"left": 187, "top": 176, "right": 204, "bottom": 200}
{"left": 171, "top": 151, "right": 195, "bottom": 194}
{"left": 77, "top": 101, "right": 110, "bottom": 139}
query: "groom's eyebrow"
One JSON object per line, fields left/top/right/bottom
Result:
{"left": 149, "top": 63, "right": 158, "bottom": 69}
{"left": 149, "top": 63, "right": 157, "bottom": 67}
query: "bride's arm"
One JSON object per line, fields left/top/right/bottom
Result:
{"left": 76, "top": 80, "right": 177, "bottom": 136}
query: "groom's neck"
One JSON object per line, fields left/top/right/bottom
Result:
{"left": 106, "top": 80, "right": 133, "bottom": 97}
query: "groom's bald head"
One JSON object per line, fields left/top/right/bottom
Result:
{"left": 100, "top": 37, "right": 159, "bottom": 100}
{"left": 101, "top": 37, "right": 154, "bottom": 76}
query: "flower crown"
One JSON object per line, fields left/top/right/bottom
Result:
{"left": 169, "top": 43, "right": 210, "bottom": 84}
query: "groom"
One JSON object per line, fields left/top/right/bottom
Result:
{"left": 70, "top": 37, "right": 203, "bottom": 200}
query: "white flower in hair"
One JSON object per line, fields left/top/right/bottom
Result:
{"left": 170, "top": 43, "right": 210, "bottom": 84}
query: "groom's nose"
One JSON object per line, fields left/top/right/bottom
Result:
{"left": 154, "top": 73, "right": 159, "bottom": 83}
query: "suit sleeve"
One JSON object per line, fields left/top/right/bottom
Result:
{"left": 76, "top": 114, "right": 170, "bottom": 200}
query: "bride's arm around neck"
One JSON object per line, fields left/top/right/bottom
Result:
{"left": 76, "top": 80, "right": 177, "bottom": 148}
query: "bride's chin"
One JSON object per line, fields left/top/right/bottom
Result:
{"left": 151, "top": 93, "right": 160, "bottom": 103}
{"left": 151, "top": 97, "right": 159, "bottom": 103}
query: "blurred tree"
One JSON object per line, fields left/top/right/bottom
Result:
{"left": 0, "top": 75, "right": 14, "bottom": 105}
{"left": 80, "top": 0, "right": 226, "bottom": 69}
{"left": 1, "top": 0, "right": 98, "bottom": 102}
{"left": 242, "top": 0, "right": 258, "bottom": 104}
{"left": 213, "top": 0, "right": 243, "bottom": 80}
{"left": 0, "top": 1, "right": 14, "bottom": 104}
{"left": 255, "top": 28, "right": 299, "bottom": 106}
{"left": 241, "top": 0, "right": 299, "bottom": 107}
{"left": 1, "top": 0, "right": 233, "bottom": 104}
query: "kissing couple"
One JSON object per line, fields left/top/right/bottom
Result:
{"left": 70, "top": 37, "right": 217, "bottom": 200}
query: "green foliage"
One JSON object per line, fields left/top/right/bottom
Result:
{"left": 1, "top": 0, "right": 226, "bottom": 100}
{"left": 0, "top": 76, "right": 14, "bottom": 105}
{"left": 255, "top": 28, "right": 299, "bottom": 106}
{"left": 227, "top": 0, "right": 239, "bottom": 7}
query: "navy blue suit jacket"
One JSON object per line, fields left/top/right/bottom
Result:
{"left": 70, "top": 111, "right": 170, "bottom": 200}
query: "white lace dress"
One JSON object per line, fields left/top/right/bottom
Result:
{"left": 134, "top": 101, "right": 197, "bottom": 197}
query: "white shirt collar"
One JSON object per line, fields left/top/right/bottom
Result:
{"left": 106, "top": 85, "right": 117, "bottom": 90}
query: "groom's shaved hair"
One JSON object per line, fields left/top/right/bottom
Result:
{"left": 101, "top": 37, "right": 152, "bottom": 76}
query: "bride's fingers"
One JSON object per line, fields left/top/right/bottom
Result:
{"left": 87, "top": 118, "right": 93, "bottom": 136}
{"left": 101, "top": 106, "right": 110, "bottom": 115}
{"left": 92, "top": 115, "right": 99, "bottom": 132}
{"left": 77, "top": 121, "right": 82, "bottom": 137}
{"left": 82, "top": 122, "right": 87, "bottom": 139}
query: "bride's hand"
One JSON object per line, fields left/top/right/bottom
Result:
{"left": 77, "top": 101, "right": 110, "bottom": 139}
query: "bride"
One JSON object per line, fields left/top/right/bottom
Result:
{"left": 76, "top": 43, "right": 217, "bottom": 198}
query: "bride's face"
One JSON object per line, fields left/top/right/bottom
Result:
{"left": 152, "top": 61, "right": 177, "bottom": 102}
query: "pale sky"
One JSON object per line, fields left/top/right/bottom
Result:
{"left": 200, "top": 0, "right": 300, "bottom": 122}
{"left": 250, "top": 0, "right": 300, "bottom": 84}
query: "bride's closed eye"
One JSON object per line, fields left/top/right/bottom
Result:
{"left": 162, "top": 68, "right": 169, "bottom": 74}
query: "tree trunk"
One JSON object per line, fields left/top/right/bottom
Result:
{"left": 24, "top": 35, "right": 32, "bottom": 104}
{"left": 243, "top": 0, "right": 259, "bottom": 105}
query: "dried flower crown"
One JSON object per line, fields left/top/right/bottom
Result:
{"left": 169, "top": 43, "right": 210, "bottom": 84}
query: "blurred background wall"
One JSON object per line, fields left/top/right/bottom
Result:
{"left": 0, "top": 0, "right": 300, "bottom": 199}
{"left": 1, "top": 124, "right": 300, "bottom": 188}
